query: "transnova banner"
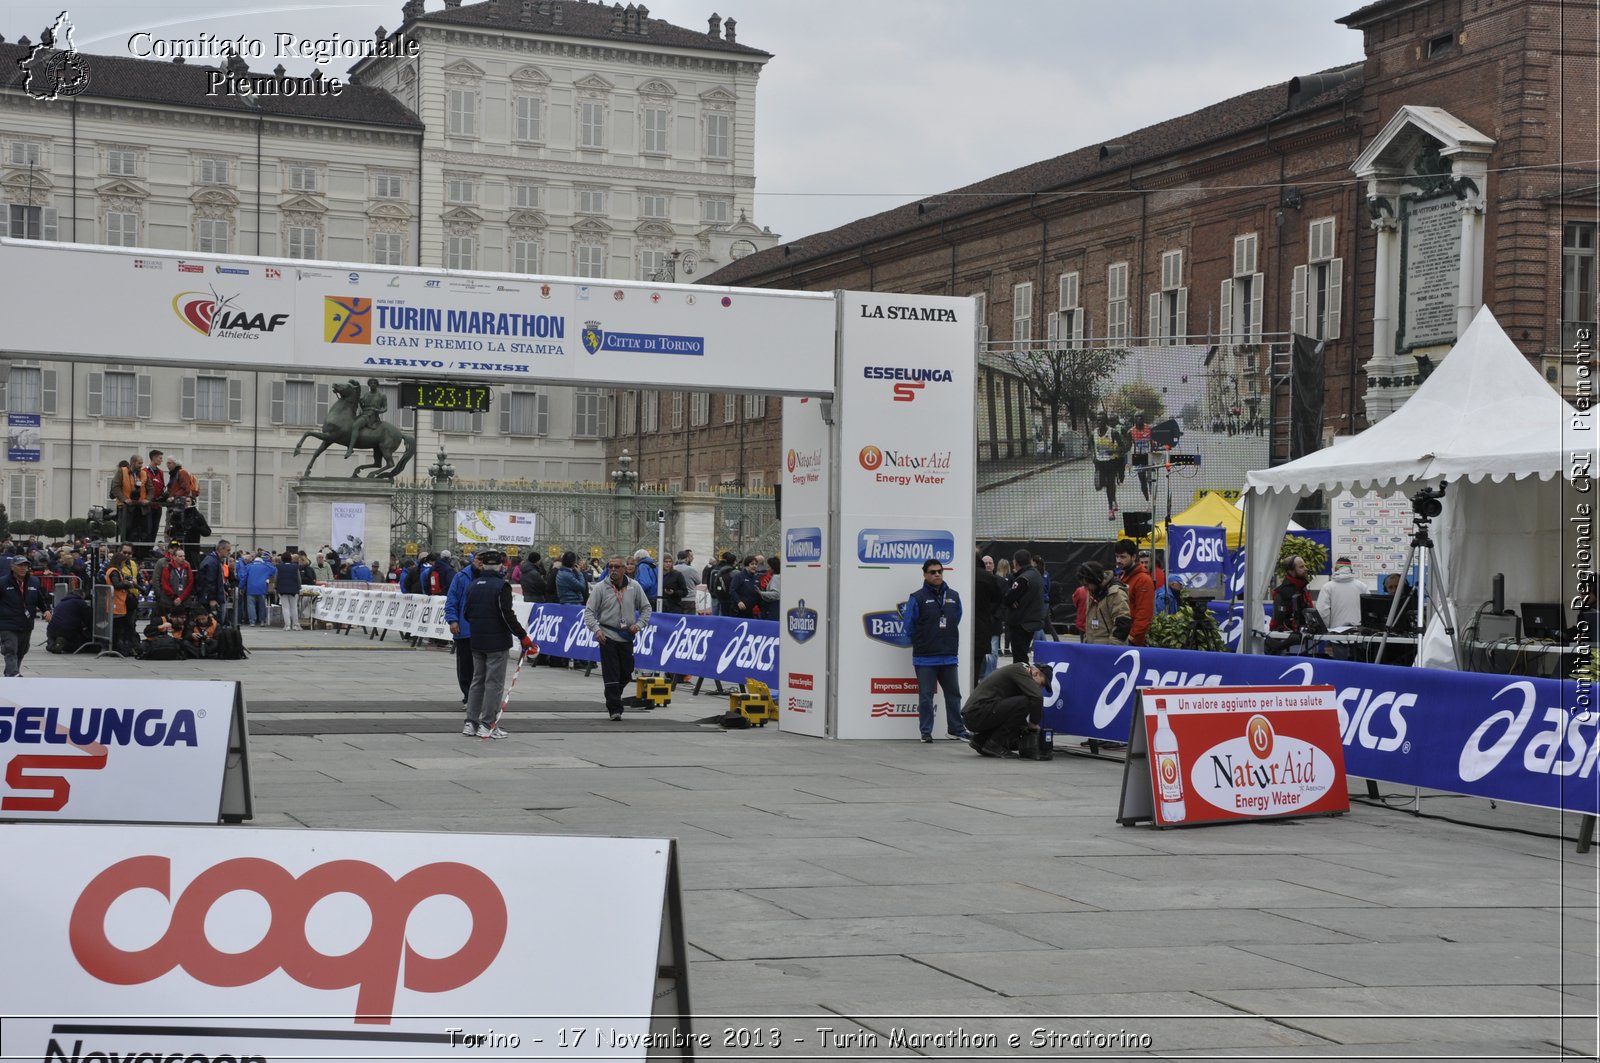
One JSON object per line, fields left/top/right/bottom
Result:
{"left": 834, "top": 293, "right": 976, "bottom": 739}
{"left": 0, "top": 824, "right": 688, "bottom": 1061}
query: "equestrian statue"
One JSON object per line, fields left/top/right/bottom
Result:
{"left": 293, "top": 378, "right": 416, "bottom": 479}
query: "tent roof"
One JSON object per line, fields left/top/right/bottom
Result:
{"left": 1153, "top": 492, "right": 1245, "bottom": 548}
{"left": 1246, "top": 307, "right": 1586, "bottom": 497}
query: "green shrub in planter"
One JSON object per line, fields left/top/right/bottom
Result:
{"left": 1278, "top": 534, "right": 1328, "bottom": 578}
{"left": 1147, "top": 602, "right": 1226, "bottom": 652}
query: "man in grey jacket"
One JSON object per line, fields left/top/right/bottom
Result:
{"left": 583, "top": 555, "right": 654, "bottom": 721}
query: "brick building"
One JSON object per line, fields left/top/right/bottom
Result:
{"left": 624, "top": 0, "right": 1596, "bottom": 497}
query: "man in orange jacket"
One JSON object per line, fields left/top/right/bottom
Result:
{"left": 1114, "top": 539, "right": 1155, "bottom": 646}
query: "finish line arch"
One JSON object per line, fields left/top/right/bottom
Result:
{"left": 0, "top": 239, "right": 974, "bottom": 739}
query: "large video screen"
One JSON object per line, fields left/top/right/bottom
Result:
{"left": 975, "top": 343, "right": 1274, "bottom": 541}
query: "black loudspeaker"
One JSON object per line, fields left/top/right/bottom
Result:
{"left": 773, "top": 482, "right": 781, "bottom": 521}
{"left": 1122, "top": 511, "right": 1153, "bottom": 538}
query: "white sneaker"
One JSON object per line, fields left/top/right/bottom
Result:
{"left": 477, "top": 725, "right": 509, "bottom": 739}
{"left": 461, "top": 722, "right": 476, "bottom": 736}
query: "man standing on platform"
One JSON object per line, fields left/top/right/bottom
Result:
{"left": 461, "top": 550, "right": 533, "bottom": 740}
{"left": 583, "top": 555, "right": 653, "bottom": 721}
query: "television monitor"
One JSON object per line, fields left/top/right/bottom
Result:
{"left": 1360, "top": 592, "right": 1414, "bottom": 632}
{"left": 1520, "top": 602, "right": 1565, "bottom": 640}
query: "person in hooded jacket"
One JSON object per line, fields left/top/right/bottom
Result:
{"left": 1316, "top": 556, "right": 1369, "bottom": 630}
{"left": 460, "top": 551, "right": 533, "bottom": 739}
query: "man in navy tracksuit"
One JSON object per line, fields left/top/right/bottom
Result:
{"left": 461, "top": 551, "right": 533, "bottom": 739}
{"left": 0, "top": 555, "right": 49, "bottom": 676}
{"left": 444, "top": 553, "right": 483, "bottom": 717}
{"left": 903, "top": 556, "right": 967, "bottom": 742}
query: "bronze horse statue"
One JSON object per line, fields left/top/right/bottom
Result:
{"left": 293, "top": 381, "right": 416, "bottom": 479}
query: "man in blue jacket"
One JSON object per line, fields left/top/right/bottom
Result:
{"left": 0, "top": 555, "right": 50, "bottom": 676}
{"left": 196, "top": 540, "right": 233, "bottom": 621}
{"left": 242, "top": 551, "right": 275, "bottom": 626}
{"left": 462, "top": 551, "right": 534, "bottom": 739}
{"left": 904, "top": 556, "right": 967, "bottom": 742}
{"left": 632, "top": 549, "right": 658, "bottom": 606}
{"left": 444, "top": 552, "right": 484, "bottom": 720}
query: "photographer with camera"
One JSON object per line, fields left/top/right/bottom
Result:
{"left": 1079, "top": 562, "right": 1131, "bottom": 645}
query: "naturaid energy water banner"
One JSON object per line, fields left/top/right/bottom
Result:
{"left": 1036, "top": 640, "right": 1598, "bottom": 816}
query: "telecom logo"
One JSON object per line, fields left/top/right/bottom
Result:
{"left": 862, "top": 607, "right": 913, "bottom": 647}
{"left": 326, "top": 296, "right": 373, "bottom": 344}
{"left": 857, "top": 528, "right": 955, "bottom": 565}
{"left": 786, "top": 600, "right": 818, "bottom": 643}
{"left": 785, "top": 526, "right": 823, "bottom": 563}
{"left": 172, "top": 288, "right": 290, "bottom": 340}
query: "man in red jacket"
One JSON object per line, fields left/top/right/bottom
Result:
{"left": 1114, "top": 539, "right": 1155, "bottom": 646}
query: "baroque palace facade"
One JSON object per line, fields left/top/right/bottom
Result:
{"left": 650, "top": 0, "right": 1596, "bottom": 495}
{"left": 0, "top": 0, "right": 778, "bottom": 543}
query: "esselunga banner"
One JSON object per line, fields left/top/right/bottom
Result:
{"left": 0, "top": 824, "right": 677, "bottom": 1061}
{"left": 1036, "top": 641, "right": 1598, "bottom": 816}
{"left": 0, "top": 679, "right": 240, "bottom": 824}
{"left": 455, "top": 510, "right": 538, "bottom": 547}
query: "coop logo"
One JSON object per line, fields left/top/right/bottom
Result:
{"left": 862, "top": 608, "right": 912, "bottom": 647}
{"left": 660, "top": 618, "right": 713, "bottom": 664}
{"left": 69, "top": 855, "right": 508, "bottom": 1023}
{"left": 1194, "top": 714, "right": 1336, "bottom": 815}
{"left": 326, "top": 296, "right": 373, "bottom": 344}
{"left": 1277, "top": 662, "right": 1411, "bottom": 753}
{"left": 1091, "top": 650, "right": 1222, "bottom": 730}
{"left": 786, "top": 600, "right": 818, "bottom": 643}
{"left": 715, "top": 622, "right": 780, "bottom": 675}
{"left": 1458, "top": 680, "right": 1600, "bottom": 783}
{"left": 1175, "top": 527, "right": 1228, "bottom": 572}
{"left": 863, "top": 365, "right": 954, "bottom": 402}
{"left": 785, "top": 526, "right": 822, "bottom": 563}
{"left": 172, "top": 288, "right": 289, "bottom": 339}
{"left": 858, "top": 528, "right": 955, "bottom": 565}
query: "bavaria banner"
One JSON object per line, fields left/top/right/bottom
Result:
{"left": 0, "top": 679, "right": 252, "bottom": 824}
{"left": 833, "top": 292, "right": 977, "bottom": 739}
{"left": 1035, "top": 641, "right": 1599, "bottom": 815}
{"left": 0, "top": 824, "right": 691, "bottom": 1061}
{"left": 455, "top": 509, "right": 538, "bottom": 547}
{"left": 0, "top": 240, "right": 838, "bottom": 395}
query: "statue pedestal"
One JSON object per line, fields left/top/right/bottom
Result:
{"left": 292, "top": 479, "right": 396, "bottom": 565}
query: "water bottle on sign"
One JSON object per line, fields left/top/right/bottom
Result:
{"left": 1152, "top": 700, "right": 1186, "bottom": 823}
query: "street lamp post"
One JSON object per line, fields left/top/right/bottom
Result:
{"left": 428, "top": 448, "right": 455, "bottom": 553}
{"left": 610, "top": 449, "right": 637, "bottom": 552}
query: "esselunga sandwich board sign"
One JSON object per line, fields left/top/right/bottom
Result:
{"left": 0, "top": 679, "right": 252, "bottom": 825}
{"left": 0, "top": 824, "right": 693, "bottom": 1062}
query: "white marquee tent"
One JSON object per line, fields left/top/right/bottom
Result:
{"left": 1242, "top": 306, "right": 1591, "bottom": 664}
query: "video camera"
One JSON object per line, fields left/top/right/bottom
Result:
{"left": 87, "top": 504, "right": 113, "bottom": 523}
{"left": 1411, "top": 483, "right": 1445, "bottom": 521}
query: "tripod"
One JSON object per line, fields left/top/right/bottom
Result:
{"left": 1375, "top": 509, "right": 1461, "bottom": 669}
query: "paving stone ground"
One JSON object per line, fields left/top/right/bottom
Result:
{"left": 29, "top": 626, "right": 1599, "bottom": 1060}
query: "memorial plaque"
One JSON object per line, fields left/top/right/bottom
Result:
{"left": 1400, "top": 194, "right": 1462, "bottom": 350}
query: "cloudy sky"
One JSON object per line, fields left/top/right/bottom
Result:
{"left": 3, "top": 0, "right": 1366, "bottom": 240}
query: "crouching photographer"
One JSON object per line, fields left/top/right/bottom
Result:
{"left": 961, "top": 661, "right": 1052, "bottom": 759}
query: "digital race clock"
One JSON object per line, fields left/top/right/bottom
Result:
{"left": 398, "top": 381, "right": 493, "bottom": 412}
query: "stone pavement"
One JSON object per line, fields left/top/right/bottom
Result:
{"left": 29, "top": 627, "right": 1600, "bottom": 1060}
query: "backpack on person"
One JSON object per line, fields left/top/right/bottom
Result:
{"left": 709, "top": 564, "right": 732, "bottom": 601}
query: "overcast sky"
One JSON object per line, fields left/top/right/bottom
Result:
{"left": 3, "top": 0, "right": 1366, "bottom": 240}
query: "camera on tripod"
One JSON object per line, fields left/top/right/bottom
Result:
{"left": 1410, "top": 483, "right": 1445, "bottom": 521}
{"left": 87, "top": 504, "right": 113, "bottom": 523}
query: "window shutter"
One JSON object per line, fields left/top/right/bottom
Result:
{"left": 498, "top": 392, "right": 512, "bottom": 434}
{"left": 227, "top": 377, "right": 244, "bottom": 422}
{"left": 1249, "top": 272, "right": 1265, "bottom": 342}
{"left": 1175, "top": 288, "right": 1188, "bottom": 344}
{"left": 42, "top": 208, "right": 57, "bottom": 242}
{"left": 269, "top": 380, "right": 285, "bottom": 425}
{"left": 401, "top": 406, "right": 415, "bottom": 431}
{"left": 0, "top": 209, "right": 8, "bottom": 239}
{"left": 1291, "top": 266, "right": 1307, "bottom": 335}
{"left": 537, "top": 392, "right": 549, "bottom": 435}
{"left": 1148, "top": 293, "right": 1161, "bottom": 342}
{"left": 1075, "top": 312, "right": 1088, "bottom": 345}
{"left": 316, "top": 383, "right": 331, "bottom": 422}
{"left": 1326, "top": 258, "right": 1343, "bottom": 340}
{"left": 1060, "top": 272, "right": 1078, "bottom": 310}
{"left": 1162, "top": 251, "right": 1182, "bottom": 291}
{"left": 181, "top": 376, "right": 196, "bottom": 421}
{"left": 136, "top": 375, "right": 152, "bottom": 419}
{"left": 87, "top": 372, "right": 103, "bottom": 416}
{"left": 1219, "top": 280, "right": 1233, "bottom": 344}
{"left": 472, "top": 411, "right": 484, "bottom": 434}
{"left": 40, "top": 370, "right": 55, "bottom": 414}
{"left": 1234, "top": 234, "right": 1257, "bottom": 276}
{"left": 1046, "top": 311, "right": 1059, "bottom": 343}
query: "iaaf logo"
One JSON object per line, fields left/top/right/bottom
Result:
{"left": 715, "top": 622, "right": 780, "bottom": 675}
{"left": 173, "top": 287, "right": 289, "bottom": 339}
{"left": 70, "top": 856, "right": 507, "bottom": 1023}
{"left": 1277, "top": 662, "right": 1410, "bottom": 753}
{"left": 660, "top": 618, "right": 713, "bottom": 664}
{"left": 1459, "top": 680, "right": 1600, "bottom": 782}
{"left": 786, "top": 526, "right": 823, "bottom": 563}
{"left": 786, "top": 600, "right": 818, "bottom": 643}
{"left": 1176, "top": 527, "right": 1227, "bottom": 570}
{"left": 1196, "top": 713, "right": 1335, "bottom": 815}
{"left": 863, "top": 365, "right": 954, "bottom": 402}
